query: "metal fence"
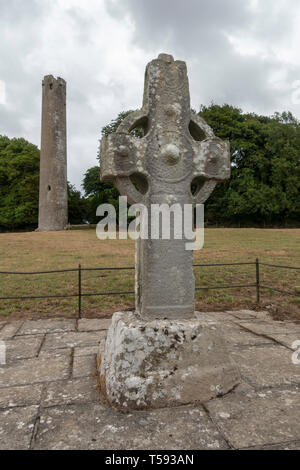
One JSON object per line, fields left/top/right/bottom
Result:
{"left": 0, "top": 259, "right": 299, "bottom": 319}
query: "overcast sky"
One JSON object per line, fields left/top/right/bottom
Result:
{"left": 1, "top": 0, "right": 300, "bottom": 190}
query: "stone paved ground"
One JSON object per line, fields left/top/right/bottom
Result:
{"left": 0, "top": 311, "right": 299, "bottom": 450}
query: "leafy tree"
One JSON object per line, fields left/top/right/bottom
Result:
{"left": 0, "top": 136, "right": 40, "bottom": 230}
{"left": 2, "top": 102, "right": 299, "bottom": 231}
{"left": 0, "top": 135, "right": 89, "bottom": 230}
{"left": 199, "top": 104, "right": 300, "bottom": 226}
{"left": 101, "top": 111, "right": 133, "bottom": 138}
{"left": 97, "top": 106, "right": 300, "bottom": 226}
{"left": 82, "top": 166, "right": 119, "bottom": 224}
{"left": 68, "top": 183, "right": 87, "bottom": 225}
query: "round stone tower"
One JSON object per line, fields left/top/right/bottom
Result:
{"left": 38, "top": 75, "right": 68, "bottom": 232}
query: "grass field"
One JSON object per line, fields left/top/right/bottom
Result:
{"left": 0, "top": 229, "right": 299, "bottom": 321}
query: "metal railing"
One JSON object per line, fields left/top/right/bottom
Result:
{"left": 0, "top": 259, "right": 299, "bottom": 319}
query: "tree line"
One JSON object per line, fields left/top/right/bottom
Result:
{"left": 0, "top": 104, "right": 299, "bottom": 231}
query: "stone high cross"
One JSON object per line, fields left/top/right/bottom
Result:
{"left": 100, "top": 54, "right": 230, "bottom": 320}
{"left": 99, "top": 55, "right": 239, "bottom": 410}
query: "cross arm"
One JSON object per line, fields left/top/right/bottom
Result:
{"left": 100, "top": 110, "right": 149, "bottom": 205}
{"left": 189, "top": 113, "right": 231, "bottom": 204}
{"left": 100, "top": 133, "right": 147, "bottom": 181}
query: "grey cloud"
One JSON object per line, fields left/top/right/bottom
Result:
{"left": 106, "top": 0, "right": 252, "bottom": 58}
{"left": 0, "top": 0, "right": 300, "bottom": 189}
{"left": 107, "top": 0, "right": 298, "bottom": 52}
{"left": 107, "top": 0, "right": 300, "bottom": 115}
{"left": 0, "top": 0, "right": 42, "bottom": 21}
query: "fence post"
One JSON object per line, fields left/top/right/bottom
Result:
{"left": 78, "top": 264, "right": 82, "bottom": 319}
{"left": 256, "top": 258, "right": 260, "bottom": 304}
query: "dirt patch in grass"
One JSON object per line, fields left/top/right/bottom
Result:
{"left": 0, "top": 228, "right": 299, "bottom": 321}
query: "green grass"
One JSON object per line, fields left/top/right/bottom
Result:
{"left": 0, "top": 228, "right": 299, "bottom": 320}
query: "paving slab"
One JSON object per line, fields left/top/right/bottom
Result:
{"left": 78, "top": 318, "right": 111, "bottom": 332}
{"left": 231, "top": 345, "right": 300, "bottom": 388}
{"left": 254, "top": 311, "right": 274, "bottom": 321}
{"left": 221, "top": 323, "right": 274, "bottom": 348}
{"left": 42, "top": 331, "right": 105, "bottom": 351}
{"left": 91, "top": 405, "right": 229, "bottom": 451}
{"left": 238, "top": 320, "right": 300, "bottom": 336}
{"left": 17, "top": 319, "right": 75, "bottom": 336}
{"left": 227, "top": 310, "right": 258, "bottom": 320}
{"left": 0, "top": 312, "right": 299, "bottom": 450}
{"left": 5, "top": 335, "right": 44, "bottom": 363}
{"left": 42, "top": 378, "right": 98, "bottom": 407}
{"left": 39, "top": 348, "right": 72, "bottom": 359}
{"left": 74, "top": 345, "right": 99, "bottom": 357}
{"left": 250, "top": 441, "right": 300, "bottom": 450}
{"left": 230, "top": 381, "right": 255, "bottom": 394}
{"left": 195, "top": 311, "right": 236, "bottom": 322}
{"left": 0, "top": 384, "right": 43, "bottom": 409}
{"left": 195, "top": 314, "right": 274, "bottom": 347}
{"left": 0, "top": 356, "right": 70, "bottom": 388}
{"left": 73, "top": 355, "right": 96, "bottom": 379}
{"left": 205, "top": 387, "right": 300, "bottom": 449}
{"left": 195, "top": 317, "right": 274, "bottom": 348}
{"left": 0, "top": 321, "right": 23, "bottom": 340}
{"left": 0, "top": 406, "right": 38, "bottom": 450}
{"left": 34, "top": 404, "right": 229, "bottom": 450}
{"left": 254, "top": 333, "right": 300, "bottom": 351}
{"left": 34, "top": 404, "right": 100, "bottom": 450}
{"left": 227, "top": 310, "right": 272, "bottom": 321}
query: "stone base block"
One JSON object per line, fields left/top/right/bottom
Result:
{"left": 98, "top": 312, "right": 240, "bottom": 411}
